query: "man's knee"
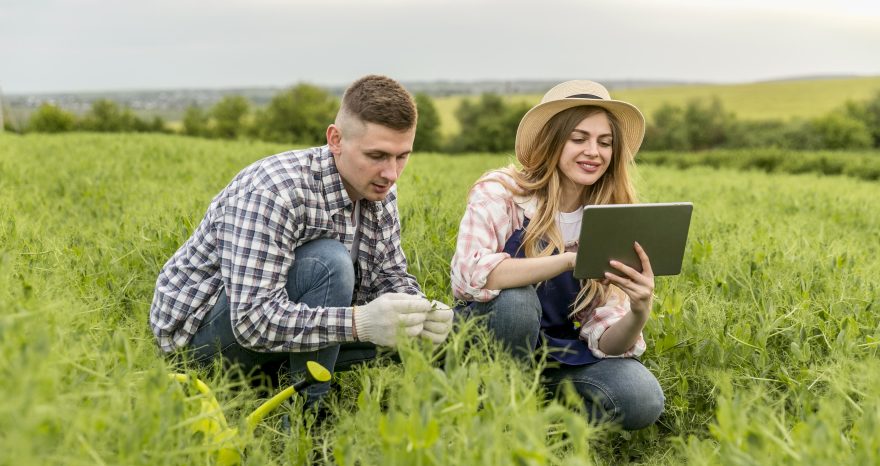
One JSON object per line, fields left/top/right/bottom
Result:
{"left": 288, "top": 239, "right": 355, "bottom": 292}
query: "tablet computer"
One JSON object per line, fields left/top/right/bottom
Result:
{"left": 573, "top": 202, "right": 693, "bottom": 280}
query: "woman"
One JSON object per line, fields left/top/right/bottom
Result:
{"left": 450, "top": 80, "right": 664, "bottom": 430}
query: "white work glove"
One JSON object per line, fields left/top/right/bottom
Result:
{"left": 419, "top": 300, "right": 454, "bottom": 344}
{"left": 353, "top": 293, "right": 431, "bottom": 347}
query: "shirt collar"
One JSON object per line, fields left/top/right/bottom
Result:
{"left": 514, "top": 192, "right": 538, "bottom": 219}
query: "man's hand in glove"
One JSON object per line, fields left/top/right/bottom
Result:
{"left": 352, "top": 293, "right": 431, "bottom": 347}
{"left": 420, "top": 300, "right": 454, "bottom": 344}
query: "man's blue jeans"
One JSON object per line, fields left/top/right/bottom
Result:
{"left": 189, "top": 239, "right": 376, "bottom": 405}
{"left": 465, "top": 285, "right": 665, "bottom": 431}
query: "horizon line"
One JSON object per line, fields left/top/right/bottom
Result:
{"left": 5, "top": 73, "right": 875, "bottom": 96}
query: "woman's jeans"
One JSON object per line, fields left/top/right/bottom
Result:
{"left": 465, "top": 285, "right": 665, "bottom": 431}
{"left": 188, "top": 239, "right": 376, "bottom": 406}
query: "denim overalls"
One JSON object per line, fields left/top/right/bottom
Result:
{"left": 500, "top": 218, "right": 600, "bottom": 365}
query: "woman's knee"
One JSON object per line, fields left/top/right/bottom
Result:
{"left": 569, "top": 359, "right": 665, "bottom": 430}
{"left": 606, "top": 359, "right": 664, "bottom": 430}
{"left": 470, "top": 286, "right": 542, "bottom": 359}
{"left": 490, "top": 285, "right": 541, "bottom": 321}
{"left": 475, "top": 287, "right": 541, "bottom": 333}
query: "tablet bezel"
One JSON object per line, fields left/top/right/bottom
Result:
{"left": 573, "top": 202, "right": 693, "bottom": 280}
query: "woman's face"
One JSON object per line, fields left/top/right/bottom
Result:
{"left": 557, "top": 111, "right": 614, "bottom": 192}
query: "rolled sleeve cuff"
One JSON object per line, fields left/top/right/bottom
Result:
{"left": 581, "top": 305, "right": 647, "bottom": 359}
{"left": 335, "top": 306, "right": 357, "bottom": 344}
{"left": 452, "top": 251, "right": 511, "bottom": 302}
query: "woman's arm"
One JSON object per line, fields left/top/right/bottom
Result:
{"left": 596, "top": 308, "right": 648, "bottom": 355}
{"left": 596, "top": 242, "right": 655, "bottom": 356}
{"left": 451, "top": 175, "right": 521, "bottom": 302}
{"left": 484, "top": 252, "right": 577, "bottom": 290}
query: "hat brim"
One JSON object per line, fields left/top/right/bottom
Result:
{"left": 515, "top": 98, "right": 645, "bottom": 162}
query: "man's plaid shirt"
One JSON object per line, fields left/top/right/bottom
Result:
{"left": 149, "top": 145, "right": 422, "bottom": 353}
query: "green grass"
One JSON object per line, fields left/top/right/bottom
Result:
{"left": 434, "top": 76, "right": 880, "bottom": 139}
{"left": 2, "top": 132, "right": 879, "bottom": 464}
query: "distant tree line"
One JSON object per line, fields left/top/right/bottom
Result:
{"left": 11, "top": 86, "right": 529, "bottom": 154}
{"left": 643, "top": 94, "right": 880, "bottom": 151}
{"left": 12, "top": 85, "right": 880, "bottom": 153}
{"left": 25, "top": 99, "right": 169, "bottom": 134}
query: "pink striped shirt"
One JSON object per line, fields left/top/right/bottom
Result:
{"left": 450, "top": 171, "right": 646, "bottom": 358}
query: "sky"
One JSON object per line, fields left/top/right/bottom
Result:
{"left": 1, "top": 0, "right": 879, "bottom": 94}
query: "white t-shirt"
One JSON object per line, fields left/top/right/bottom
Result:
{"left": 557, "top": 208, "right": 582, "bottom": 246}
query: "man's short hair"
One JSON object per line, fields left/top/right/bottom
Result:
{"left": 338, "top": 75, "right": 417, "bottom": 131}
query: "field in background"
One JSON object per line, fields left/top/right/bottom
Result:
{"left": 434, "top": 76, "right": 880, "bottom": 138}
{"left": 2, "top": 133, "right": 879, "bottom": 464}
{"left": 10, "top": 76, "right": 879, "bottom": 141}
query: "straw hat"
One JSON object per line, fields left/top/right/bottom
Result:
{"left": 514, "top": 80, "right": 645, "bottom": 162}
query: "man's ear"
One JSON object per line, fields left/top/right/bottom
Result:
{"left": 327, "top": 124, "right": 342, "bottom": 156}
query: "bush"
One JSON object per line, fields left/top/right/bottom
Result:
{"left": 683, "top": 97, "right": 733, "bottom": 150}
{"left": 841, "top": 155, "right": 880, "bottom": 180}
{"left": 414, "top": 93, "right": 442, "bottom": 152}
{"left": 28, "top": 103, "right": 76, "bottom": 133}
{"left": 144, "top": 116, "right": 168, "bottom": 134}
{"left": 724, "top": 119, "right": 791, "bottom": 149}
{"left": 448, "top": 93, "right": 528, "bottom": 153}
{"left": 805, "top": 113, "right": 872, "bottom": 150}
{"left": 79, "top": 99, "right": 142, "bottom": 132}
{"left": 644, "top": 103, "right": 688, "bottom": 150}
{"left": 644, "top": 98, "right": 734, "bottom": 150}
{"left": 843, "top": 92, "right": 880, "bottom": 148}
{"left": 182, "top": 106, "right": 207, "bottom": 137}
{"left": 253, "top": 84, "right": 337, "bottom": 144}
{"left": 210, "top": 95, "right": 250, "bottom": 139}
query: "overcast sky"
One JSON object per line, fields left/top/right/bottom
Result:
{"left": 1, "top": 0, "right": 879, "bottom": 94}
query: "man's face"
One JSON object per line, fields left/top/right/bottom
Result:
{"left": 328, "top": 121, "right": 416, "bottom": 202}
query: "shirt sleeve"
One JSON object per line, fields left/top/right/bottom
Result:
{"left": 450, "top": 179, "right": 518, "bottom": 302}
{"left": 366, "top": 193, "right": 424, "bottom": 298}
{"left": 579, "top": 293, "right": 646, "bottom": 358}
{"left": 216, "top": 189, "right": 355, "bottom": 352}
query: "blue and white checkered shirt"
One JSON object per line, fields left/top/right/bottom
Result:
{"left": 149, "top": 145, "right": 422, "bottom": 353}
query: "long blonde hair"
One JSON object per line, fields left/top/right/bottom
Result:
{"left": 482, "top": 105, "right": 639, "bottom": 317}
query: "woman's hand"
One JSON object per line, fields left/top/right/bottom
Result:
{"left": 602, "top": 242, "right": 655, "bottom": 317}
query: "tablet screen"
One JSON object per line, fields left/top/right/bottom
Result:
{"left": 573, "top": 202, "right": 693, "bottom": 279}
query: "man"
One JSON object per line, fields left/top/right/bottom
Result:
{"left": 150, "top": 75, "right": 453, "bottom": 403}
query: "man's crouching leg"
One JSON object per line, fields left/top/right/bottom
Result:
{"left": 286, "top": 238, "right": 359, "bottom": 408}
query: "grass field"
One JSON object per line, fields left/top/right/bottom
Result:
{"left": 2, "top": 133, "right": 879, "bottom": 465}
{"left": 434, "top": 76, "right": 880, "bottom": 138}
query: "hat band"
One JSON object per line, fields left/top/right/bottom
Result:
{"left": 566, "top": 93, "right": 603, "bottom": 99}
